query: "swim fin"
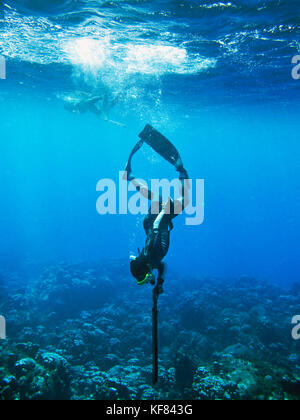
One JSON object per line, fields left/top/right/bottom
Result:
{"left": 139, "top": 124, "right": 184, "bottom": 171}
{"left": 125, "top": 125, "right": 188, "bottom": 179}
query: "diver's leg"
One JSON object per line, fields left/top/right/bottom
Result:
{"left": 173, "top": 170, "right": 191, "bottom": 215}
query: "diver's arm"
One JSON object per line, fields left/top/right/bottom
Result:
{"left": 158, "top": 262, "right": 165, "bottom": 279}
{"left": 157, "top": 262, "right": 165, "bottom": 294}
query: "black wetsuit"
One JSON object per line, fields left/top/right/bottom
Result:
{"left": 139, "top": 179, "right": 188, "bottom": 277}
{"left": 142, "top": 199, "right": 175, "bottom": 272}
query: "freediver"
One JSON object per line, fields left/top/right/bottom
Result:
{"left": 124, "top": 124, "right": 190, "bottom": 294}
{"left": 62, "top": 90, "right": 125, "bottom": 127}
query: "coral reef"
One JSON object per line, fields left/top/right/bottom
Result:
{"left": 0, "top": 263, "right": 299, "bottom": 400}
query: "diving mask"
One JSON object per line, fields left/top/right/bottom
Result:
{"left": 137, "top": 272, "right": 155, "bottom": 286}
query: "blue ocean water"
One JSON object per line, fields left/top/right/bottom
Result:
{"left": 1, "top": 0, "right": 299, "bottom": 286}
{"left": 1, "top": 0, "right": 300, "bottom": 402}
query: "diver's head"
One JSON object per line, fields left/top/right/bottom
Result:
{"left": 130, "top": 255, "right": 155, "bottom": 285}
